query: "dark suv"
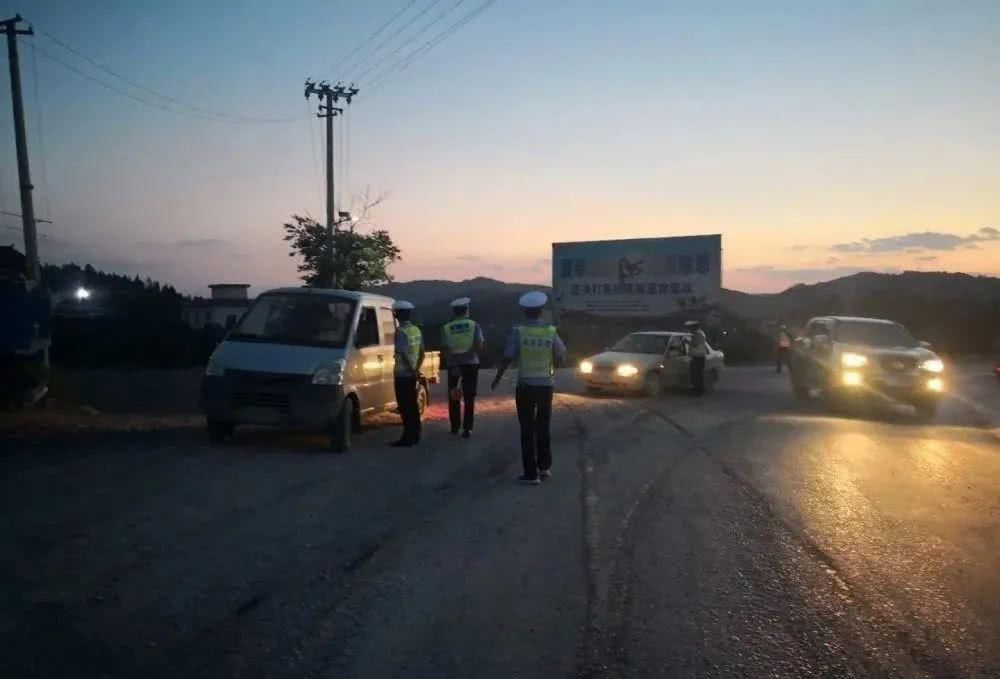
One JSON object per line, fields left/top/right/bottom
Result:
{"left": 788, "top": 316, "right": 945, "bottom": 419}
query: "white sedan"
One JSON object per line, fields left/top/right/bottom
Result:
{"left": 578, "top": 331, "right": 725, "bottom": 397}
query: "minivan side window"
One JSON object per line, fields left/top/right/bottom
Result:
{"left": 805, "top": 321, "right": 828, "bottom": 338}
{"left": 356, "top": 307, "right": 381, "bottom": 347}
{"left": 377, "top": 306, "right": 396, "bottom": 345}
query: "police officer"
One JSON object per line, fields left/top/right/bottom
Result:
{"left": 442, "top": 297, "right": 485, "bottom": 438}
{"left": 392, "top": 300, "right": 424, "bottom": 447}
{"left": 685, "top": 320, "right": 708, "bottom": 396}
{"left": 776, "top": 320, "right": 792, "bottom": 373}
{"left": 491, "top": 291, "right": 567, "bottom": 485}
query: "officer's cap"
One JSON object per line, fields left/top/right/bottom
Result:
{"left": 451, "top": 297, "right": 471, "bottom": 308}
{"left": 392, "top": 300, "right": 415, "bottom": 311}
{"left": 519, "top": 291, "right": 548, "bottom": 309}
{"left": 683, "top": 320, "right": 700, "bottom": 328}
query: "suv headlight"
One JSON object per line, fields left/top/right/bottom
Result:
{"left": 579, "top": 360, "right": 593, "bottom": 374}
{"left": 920, "top": 358, "right": 944, "bottom": 373}
{"left": 312, "top": 359, "right": 346, "bottom": 385}
{"left": 205, "top": 357, "right": 225, "bottom": 376}
{"left": 841, "top": 352, "right": 868, "bottom": 368}
{"left": 616, "top": 364, "right": 639, "bottom": 377}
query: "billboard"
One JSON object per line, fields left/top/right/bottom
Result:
{"left": 552, "top": 235, "right": 722, "bottom": 317}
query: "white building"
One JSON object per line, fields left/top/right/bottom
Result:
{"left": 183, "top": 284, "right": 252, "bottom": 330}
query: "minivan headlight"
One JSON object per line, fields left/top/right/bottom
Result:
{"left": 313, "top": 359, "right": 346, "bottom": 385}
{"left": 920, "top": 358, "right": 944, "bottom": 373}
{"left": 579, "top": 360, "right": 593, "bottom": 374}
{"left": 616, "top": 364, "right": 639, "bottom": 377}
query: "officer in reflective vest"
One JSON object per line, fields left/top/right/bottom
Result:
{"left": 442, "top": 297, "right": 485, "bottom": 438}
{"left": 684, "top": 320, "right": 708, "bottom": 396}
{"left": 492, "top": 291, "right": 567, "bottom": 485}
{"left": 392, "top": 300, "right": 424, "bottom": 447}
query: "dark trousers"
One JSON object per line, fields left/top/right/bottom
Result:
{"left": 776, "top": 346, "right": 789, "bottom": 373}
{"left": 394, "top": 376, "right": 421, "bottom": 444}
{"left": 690, "top": 356, "right": 706, "bottom": 395}
{"left": 447, "top": 364, "right": 479, "bottom": 433}
{"left": 515, "top": 385, "right": 553, "bottom": 478}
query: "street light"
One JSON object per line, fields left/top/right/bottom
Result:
{"left": 75, "top": 286, "right": 91, "bottom": 301}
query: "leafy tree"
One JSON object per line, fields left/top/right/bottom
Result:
{"left": 282, "top": 214, "right": 401, "bottom": 290}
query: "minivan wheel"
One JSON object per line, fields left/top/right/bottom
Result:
{"left": 329, "top": 397, "right": 354, "bottom": 453}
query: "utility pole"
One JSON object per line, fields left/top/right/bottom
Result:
{"left": 304, "top": 80, "right": 358, "bottom": 287}
{"left": 2, "top": 15, "right": 38, "bottom": 281}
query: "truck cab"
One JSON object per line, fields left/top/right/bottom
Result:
{"left": 200, "top": 288, "right": 439, "bottom": 451}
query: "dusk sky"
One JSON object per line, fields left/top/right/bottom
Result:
{"left": 1, "top": 0, "right": 998, "bottom": 294}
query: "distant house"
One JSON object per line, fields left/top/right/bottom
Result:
{"left": 183, "top": 284, "right": 252, "bottom": 330}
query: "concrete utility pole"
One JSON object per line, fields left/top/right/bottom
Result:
{"left": 303, "top": 80, "right": 359, "bottom": 288}
{"left": 2, "top": 15, "right": 38, "bottom": 281}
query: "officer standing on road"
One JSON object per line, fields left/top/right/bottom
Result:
{"left": 685, "top": 320, "right": 708, "bottom": 396}
{"left": 491, "top": 291, "right": 567, "bottom": 485}
{"left": 442, "top": 297, "right": 485, "bottom": 438}
{"left": 392, "top": 300, "right": 424, "bottom": 448}
{"left": 776, "top": 320, "right": 792, "bottom": 374}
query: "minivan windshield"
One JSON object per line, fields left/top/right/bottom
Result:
{"left": 229, "top": 293, "right": 356, "bottom": 348}
{"left": 611, "top": 334, "right": 672, "bottom": 354}
{"left": 835, "top": 321, "right": 917, "bottom": 348}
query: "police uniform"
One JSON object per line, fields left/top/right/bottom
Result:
{"left": 442, "top": 297, "right": 485, "bottom": 437}
{"left": 496, "top": 291, "right": 567, "bottom": 484}
{"left": 392, "top": 300, "right": 424, "bottom": 447}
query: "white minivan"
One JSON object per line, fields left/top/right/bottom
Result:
{"left": 200, "top": 288, "right": 439, "bottom": 451}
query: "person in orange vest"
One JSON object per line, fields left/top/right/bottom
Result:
{"left": 776, "top": 321, "right": 792, "bottom": 373}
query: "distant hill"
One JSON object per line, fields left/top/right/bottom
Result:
{"left": 379, "top": 271, "right": 1000, "bottom": 358}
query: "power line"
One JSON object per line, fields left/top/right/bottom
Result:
{"left": 327, "top": 0, "right": 418, "bottom": 78}
{"left": 354, "top": 0, "right": 467, "bottom": 83}
{"left": 0, "top": 209, "right": 52, "bottom": 223}
{"left": 26, "top": 41, "right": 51, "bottom": 222}
{"left": 34, "top": 24, "right": 298, "bottom": 124}
{"left": 305, "top": 98, "right": 323, "bottom": 209}
{"left": 370, "top": 0, "right": 497, "bottom": 90}
{"left": 342, "top": 0, "right": 445, "bottom": 82}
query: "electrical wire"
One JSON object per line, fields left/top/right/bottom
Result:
{"left": 26, "top": 41, "right": 52, "bottom": 223}
{"left": 31, "top": 27, "right": 298, "bottom": 124}
{"left": 342, "top": 0, "right": 445, "bottom": 83}
{"left": 327, "top": 0, "right": 418, "bottom": 79}
{"left": 370, "top": 0, "right": 497, "bottom": 91}
{"left": 306, "top": 98, "right": 323, "bottom": 210}
{"left": 353, "top": 0, "right": 467, "bottom": 83}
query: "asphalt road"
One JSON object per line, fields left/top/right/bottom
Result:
{"left": 2, "top": 365, "right": 998, "bottom": 678}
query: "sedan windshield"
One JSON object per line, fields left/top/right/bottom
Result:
{"left": 611, "top": 334, "right": 671, "bottom": 354}
{"left": 835, "top": 321, "right": 917, "bottom": 348}
{"left": 229, "top": 293, "right": 356, "bottom": 348}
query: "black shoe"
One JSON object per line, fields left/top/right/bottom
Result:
{"left": 390, "top": 440, "right": 413, "bottom": 448}
{"left": 518, "top": 474, "right": 541, "bottom": 485}
{"left": 539, "top": 468, "right": 551, "bottom": 480}
{"left": 461, "top": 430, "right": 471, "bottom": 439}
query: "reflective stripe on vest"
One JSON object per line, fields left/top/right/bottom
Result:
{"left": 443, "top": 319, "right": 476, "bottom": 354}
{"left": 395, "top": 324, "right": 422, "bottom": 375}
{"left": 517, "top": 325, "right": 556, "bottom": 379}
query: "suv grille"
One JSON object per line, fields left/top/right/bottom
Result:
{"left": 878, "top": 355, "right": 918, "bottom": 372}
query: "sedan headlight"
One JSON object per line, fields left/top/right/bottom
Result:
{"left": 841, "top": 352, "right": 868, "bottom": 368}
{"left": 312, "top": 359, "right": 346, "bottom": 385}
{"left": 204, "top": 357, "right": 225, "bottom": 376}
{"left": 616, "top": 364, "right": 639, "bottom": 377}
{"left": 920, "top": 358, "right": 944, "bottom": 373}
{"left": 579, "top": 360, "right": 593, "bottom": 374}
